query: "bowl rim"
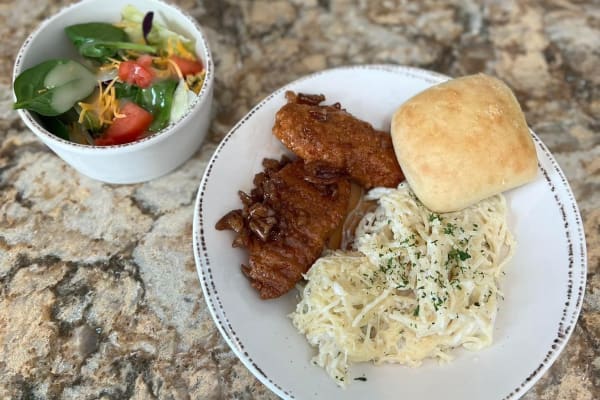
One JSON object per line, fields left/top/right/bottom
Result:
{"left": 12, "top": 0, "right": 214, "bottom": 154}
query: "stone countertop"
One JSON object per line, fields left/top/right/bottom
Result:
{"left": 0, "top": 0, "right": 598, "bottom": 399}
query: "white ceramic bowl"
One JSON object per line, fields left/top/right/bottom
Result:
{"left": 12, "top": 0, "right": 214, "bottom": 184}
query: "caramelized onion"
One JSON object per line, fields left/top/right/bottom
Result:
{"left": 291, "top": 92, "right": 325, "bottom": 106}
{"left": 215, "top": 210, "right": 244, "bottom": 233}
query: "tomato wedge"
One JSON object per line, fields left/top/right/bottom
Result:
{"left": 169, "top": 55, "right": 204, "bottom": 77}
{"left": 136, "top": 54, "right": 154, "bottom": 68}
{"left": 95, "top": 102, "right": 153, "bottom": 146}
{"left": 118, "top": 59, "right": 155, "bottom": 88}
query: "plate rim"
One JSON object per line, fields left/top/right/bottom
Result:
{"left": 192, "top": 64, "right": 587, "bottom": 400}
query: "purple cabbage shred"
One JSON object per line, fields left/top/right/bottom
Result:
{"left": 142, "top": 11, "right": 154, "bottom": 45}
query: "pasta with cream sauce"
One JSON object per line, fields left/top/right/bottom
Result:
{"left": 291, "top": 183, "right": 515, "bottom": 386}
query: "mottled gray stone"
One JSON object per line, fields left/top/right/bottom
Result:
{"left": 0, "top": 0, "right": 598, "bottom": 399}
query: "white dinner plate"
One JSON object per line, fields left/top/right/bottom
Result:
{"left": 192, "top": 65, "right": 587, "bottom": 399}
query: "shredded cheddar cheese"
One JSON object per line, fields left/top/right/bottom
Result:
{"left": 166, "top": 58, "right": 185, "bottom": 80}
{"left": 99, "top": 58, "right": 122, "bottom": 73}
{"left": 78, "top": 77, "right": 123, "bottom": 127}
{"left": 164, "top": 37, "right": 195, "bottom": 60}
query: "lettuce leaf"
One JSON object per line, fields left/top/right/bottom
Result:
{"left": 120, "top": 5, "right": 195, "bottom": 55}
{"left": 169, "top": 79, "right": 196, "bottom": 123}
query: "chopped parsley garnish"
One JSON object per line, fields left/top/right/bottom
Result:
{"left": 448, "top": 248, "right": 471, "bottom": 262}
{"left": 459, "top": 236, "right": 471, "bottom": 246}
{"left": 431, "top": 294, "right": 446, "bottom": 311}
{"left": 429, "top": 213, "right": 441, "bottom": 222}
{"left": 483, "top": 289, "right": 493, "bottom": 303}
{"left": 450, "top": 279, "right": 462, "bottom": 290}
{"left": 444, "top": 223, "right": 457, "bottom": 236}
{"left": 400, "top": 234, "right": 417, "bottom": 247}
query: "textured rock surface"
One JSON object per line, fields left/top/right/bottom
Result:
{"left": 0, "top": 0, "right": 598, "bottom": 399}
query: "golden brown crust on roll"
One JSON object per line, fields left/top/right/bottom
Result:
{"left": 391, "top": 73, "right": 538, "bottom": 213}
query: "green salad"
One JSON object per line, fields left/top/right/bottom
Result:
{"left": 13, "top": 5, "right": 205, "bottom": 146}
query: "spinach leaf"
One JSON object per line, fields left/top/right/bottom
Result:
{"left": 13, "top": 59, "right": 97, "bottom": 116}
{"left": 134, "top": 80, "right": 178, "bottom": 132}
{"left": 114, "top": 80, "right": 177, "bottom": 132}
{"left": 66, "top": 23, "right": 127, "bottom": 49}
{"left": 78, "top": 107, "right": 102, "bottom": 133}
{"left": 55, "top": 108, "right": 96, "bottom": 144}
{"left": 114, "top": 82, "right": 140, "bottom": 100}
{"left": 41, "top": 116, "right": 70, "bottom": 140}
{"left": 65, "top": 23, "right": 156, "bottom": 60}
{"left": 13, "top": 60, "right": 57, "bottom": 115}
{"left": 60, "top": 108, "right": 83, "bottom": 125}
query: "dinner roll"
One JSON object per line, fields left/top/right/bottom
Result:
{"left": 391, "top": 73, "right": 538, "bottom": 213}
